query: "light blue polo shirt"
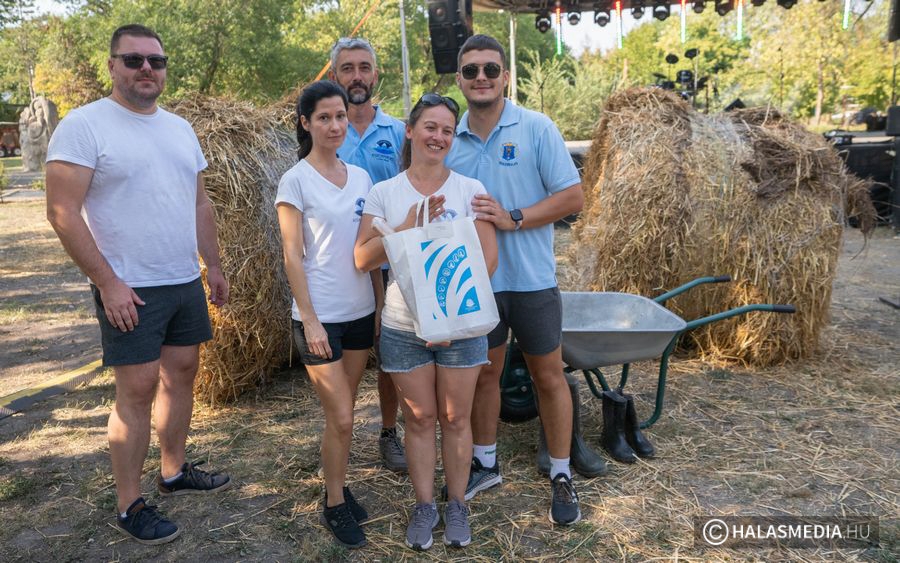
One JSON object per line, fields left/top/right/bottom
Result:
{"left": 337, "top": 105, "right": 406, "bottom": 184}
{"left": 446, "top": 100, "right": 580, "bottom": 293}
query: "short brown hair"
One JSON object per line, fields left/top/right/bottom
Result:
{"left": 457, "top": 34, "right": 506, "bottom": 68}
{"left": 110, "top": 24, "right": 164, "bottom": 55}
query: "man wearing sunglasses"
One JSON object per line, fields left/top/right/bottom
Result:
{"left": 328, "top": 37, "right": 409, "bottom": 474}
{"left": 445, "top": 34, "right": 585, "bottom": 526}
{"left": 46, "top": 24, "right": 230, "bottom": 545}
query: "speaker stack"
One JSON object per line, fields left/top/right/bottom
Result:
{"left": 426, "top": 0, "right": 473, "bottom": 74}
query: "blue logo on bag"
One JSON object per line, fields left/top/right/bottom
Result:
{"left": 420, "top": 240, "right": 482, "bottom": 318}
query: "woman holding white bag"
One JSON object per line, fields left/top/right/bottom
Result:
{"left": 354, "top": 93, "right": 497, "bottom": 551}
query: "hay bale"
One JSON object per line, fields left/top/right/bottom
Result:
{"left": 565, "top": 88, "right": 876, "bottom": 365}
{"left": 168, "top": 96, "right": 297, "bottom": 404}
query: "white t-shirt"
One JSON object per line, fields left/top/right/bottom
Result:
{"left": 46, "top": 98, "right": 208, "bottom": 287}
{"left": 275, "top": 159, "right": 375, "bottom": 323}
{"left": 363, "top": 170, "right": 487, "bottom": 332}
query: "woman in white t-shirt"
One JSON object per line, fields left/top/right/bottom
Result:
{"left": 275, "top": 80, "right": 378, "bottom": 549}
{"left": 354, "top": 94, "right": 498, "bottom": 550}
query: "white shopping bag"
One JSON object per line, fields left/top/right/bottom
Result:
{"left": 381, "top": 198, "right": 499, "bottom": 342}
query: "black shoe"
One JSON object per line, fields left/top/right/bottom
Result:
{"left": 116, "top": 497, "right": 181, "bottom": 545}
{"left": 548, "top": 473, "right": 581, "bottom": 525}
{"left": 325, "top": 486, "right": 368, "bottom": 524}
{"left": 441, "top": 458, "right": 502, "bottom": 501}
{"left": 157, "top": 460, "right": 232, "bottom": 496}
{"left": 321, "top": 502, "right": 367, "bottom": 548}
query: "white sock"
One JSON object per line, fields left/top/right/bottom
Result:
{"left": 162, "top": 471, "right": 183, "bottom": 485}
{"left": 549, "top": 456, "right": 571, "bottom": 479}
{"left": 473, "top": 443, "right": 497, "bottom": 468}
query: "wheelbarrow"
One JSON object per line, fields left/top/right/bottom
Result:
{"left": 499, "top": 275, "right": 796, "bottom": 429}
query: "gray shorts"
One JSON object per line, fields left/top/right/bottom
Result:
{"left": 91, "top": 277, "right": 213, "bottom": 366}
{"left": 486, "top": 288, "right": 562, "bottom": 355}
{"left": 379, "top": 325, "right": 488, "bottom": 373}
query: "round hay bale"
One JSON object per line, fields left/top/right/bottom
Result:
{"left": 565, "top": 88, "right": 876, "bottom": 365}
{"left": 168, "top": 96, "right": 297, "bottom": 404}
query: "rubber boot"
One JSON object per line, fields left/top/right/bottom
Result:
{"left": 536, "top": 373, "right": 608, "bottom": 477}
{"left": 622, "top": 393, "right": 656, "bottom": 458}
{"left": 601, "top": 390, "right": 636, "bottom": 463}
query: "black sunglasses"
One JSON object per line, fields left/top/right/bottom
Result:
{"left": 460, "top": 62, "right": 502, "bottom": 80}
{"left": 416, "top": 93, "right": 460, "bottom": 117}
{"left": 112, "top": 53, "right": 169, "bottom": 70}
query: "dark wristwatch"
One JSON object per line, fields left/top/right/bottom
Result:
{"left": 509, "top": 208, "right": 524, "bottom": 231}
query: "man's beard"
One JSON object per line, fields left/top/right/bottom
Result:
{"left": 347, "top": 82, "right": 373, "bottom": 105}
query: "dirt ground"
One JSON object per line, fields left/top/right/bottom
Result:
{"left": 0, "top": 199, "right": 897, "bottom": 561}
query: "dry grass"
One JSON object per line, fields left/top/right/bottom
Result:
{"left": 567, "top": 89, "right": 878, "bottom": 366}
{"left": 1, "top": 227, "right": 897, "bottom": 561}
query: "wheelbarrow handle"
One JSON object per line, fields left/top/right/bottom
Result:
{"left": 771, "top": 304, "right": 797, "bottom": 314}
{"left": 654, "top": 275, "right": 733, "bottom": 304}
{"left": 684, "top": 303, "right": 797, "bottom": 330}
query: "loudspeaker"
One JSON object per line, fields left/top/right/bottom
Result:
{"left": 427, "top": 0, "right": 473, "bottom": 74}
{"left": 891, "top": 0, "right": 900, "bottom": 42}
{"left": 887, "top": 106, "right": 900, "bottom": 136}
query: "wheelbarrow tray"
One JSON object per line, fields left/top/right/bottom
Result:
{"left": 560, "top": 292, "right": 687, "bottom": 370}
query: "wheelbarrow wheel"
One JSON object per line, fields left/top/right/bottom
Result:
{"left": 499, "top": 340, "right": 539, "bottom": 423}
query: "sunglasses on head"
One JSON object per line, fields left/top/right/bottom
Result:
{"left": 112, "top": 53, "right": 169, "bottom": 70}
{"left": 416, "top": 93, "right": 460, "bottom": 117}
{"left": 460, "top": 62, "right": 502, "bottom": 80}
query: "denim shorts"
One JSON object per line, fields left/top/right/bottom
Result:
{"left": 379, "top": 325, "right": 489, "bottom": 373}
{"left": 91, "top": 277, "right": 212, "bottom": 366}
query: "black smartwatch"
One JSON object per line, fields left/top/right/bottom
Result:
{"left": 510, "top": 208, "right": 524, "bottom": 231}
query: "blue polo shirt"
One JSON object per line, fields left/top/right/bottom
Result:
{"left": 446, "top": 100, "right": 580, "bottom": 293}
{"left": 337, "top": 105, "right": 406, "bottom": 184}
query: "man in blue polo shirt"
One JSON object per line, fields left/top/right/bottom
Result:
{"left": 329, "top": 37, "right": 408, "bottom": 473}
{"left": 445, "top": 34, "right": 585, "bottom": 525}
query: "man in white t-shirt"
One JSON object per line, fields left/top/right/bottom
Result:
{"left": 46, "top": 24, "right": 230, "bottom": 545}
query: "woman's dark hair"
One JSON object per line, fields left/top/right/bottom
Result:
{"left": 400, "top": 94, "right": 460, "bottom": 171}
{"left": 296, "top": 80, "right": 348, "bottom": 161}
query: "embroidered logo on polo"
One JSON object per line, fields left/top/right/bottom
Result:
{"left": 420, "top": 240, "right": 482, "bottom": 319}
{"left": 500, "top": 142, "right": 519, "bottom": 167}
{"left": 354, "top": 197, "right": 365, "bottom": 219}
{"left": 374, "top": 139, "right": 394, "bottom": 155}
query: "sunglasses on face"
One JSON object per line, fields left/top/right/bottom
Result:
{"left": 416, "top": 92, "right": 460, "bottom": 117}
{"left": 112, "top": 53, "right": 169, "bottom": 70}
{"left": 460, "top": 62, "right": 502, "bottom": 80}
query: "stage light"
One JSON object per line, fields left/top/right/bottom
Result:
{"left": 594, "top": 9, "right": 611, "bottom": 25}
{"left": 632, "top": 0, "right": 645, "bottom": 18}
{"left": 776, "top": 0, "right": 795, "bottom": 8}
{"left": 715, "top": 0, "right": 732, "bottom": 15}
{"left": 653, "top": 0, "right": 671, "bottom": 20}
{"left": 568, "top": 11, "right": 581, "bottom": 25}
{"left": 693, "top": 0, "right": 706, "bottom": 12}
{"left": 535, "top": 10, "right": 552, "bottom": 32}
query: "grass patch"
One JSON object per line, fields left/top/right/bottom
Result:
{"left": 0, "top": 474, "right": 37, "bottom": 501}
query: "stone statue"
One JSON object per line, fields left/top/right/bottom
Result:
{"left": 19, "top": 97, "right": 59, "bottom": 172}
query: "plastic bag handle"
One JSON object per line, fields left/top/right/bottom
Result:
{"left": 415, "top": 195, "right": 431, "bottom": 228}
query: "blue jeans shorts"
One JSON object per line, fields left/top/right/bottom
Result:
{"left": 379, "top": 325, "right": 489, "bottom": 373}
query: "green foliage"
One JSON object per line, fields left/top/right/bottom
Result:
{"left": 0, "top": 0, "right": 892, "bottom": 130}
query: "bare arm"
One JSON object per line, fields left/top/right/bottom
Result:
{"left": 46, "top": 160, "right": 145, "bottom": 332}
{"left": 472, "top": 183, "right": 584, "bottom": 232}
{"left": 195, "top": 174, "right": 229, "bottom": 307}
{"left": 276, "top": 203, "right": 332, "bottom": 359}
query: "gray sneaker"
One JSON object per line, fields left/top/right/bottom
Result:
{"left": 405, "top": 501, "right": 440, "bottom": 551}
{"left": 443, "top": 499, "right": 471, "bottom": 547}
{"left": 379, "top": 429, "right": 408, "bottom": 473}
